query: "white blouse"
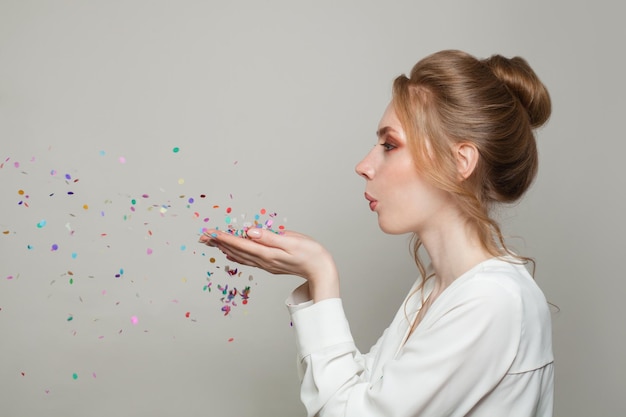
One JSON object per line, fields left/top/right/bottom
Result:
{"left": 286, "top": 258, "right": 554, "bottom": 417}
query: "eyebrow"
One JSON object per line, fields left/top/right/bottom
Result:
{"left": 376, "top": 126, "right": 397, "bottom": 138}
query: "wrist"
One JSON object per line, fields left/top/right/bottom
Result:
{"left": 307, "top": 262, "right": 340, "bottom": 303}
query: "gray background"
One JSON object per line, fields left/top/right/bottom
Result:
{"left": 1, "top": 1, "right": 623, "bottom": 416}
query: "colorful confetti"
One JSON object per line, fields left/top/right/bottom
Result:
{"left": 1, "top": 146, "right": 289, "bottom": 392}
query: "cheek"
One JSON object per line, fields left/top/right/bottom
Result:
{"left": 388, "top": 163, "right": 423, "bottom": 194}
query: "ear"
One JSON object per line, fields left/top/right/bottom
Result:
{"left": 454, "top": 142, "right": 479, "bottom": 180}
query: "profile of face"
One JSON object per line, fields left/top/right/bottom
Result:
{"left": 355, "top": 102, "right": 453, "bottom": 235}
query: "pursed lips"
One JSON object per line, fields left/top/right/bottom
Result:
{"left": 364, "top": 192, "right": 377, "bottom": 211}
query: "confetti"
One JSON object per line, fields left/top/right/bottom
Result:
{"left": 2, "top": 146, "right": 290, "bottom": 392}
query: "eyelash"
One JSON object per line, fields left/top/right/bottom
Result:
{"left": 380, "top": 142, "right": 396, "bottom": 151}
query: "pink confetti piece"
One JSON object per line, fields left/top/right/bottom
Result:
{"left": 130, "top": 316, "right": 138, "bottom": 325}
{"left": 146, "top": 248, "right": 153, "bottom": 255}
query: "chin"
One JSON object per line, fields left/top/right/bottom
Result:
{"left": 377, "top": 218, "right": 412, "bottom": 235}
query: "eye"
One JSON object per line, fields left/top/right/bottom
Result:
{"left": 380, "top": 142, "right": 396, "bottom": 151}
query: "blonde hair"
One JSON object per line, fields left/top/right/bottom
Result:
{"left": 393, "top": 50, "right": 551, "bottom": 318}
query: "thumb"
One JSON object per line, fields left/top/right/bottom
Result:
{"left": 245, "top": 228, "right": 289, "bottom": 248}
{"left": 245, "top": 228, "right": 264, "bottom": 239}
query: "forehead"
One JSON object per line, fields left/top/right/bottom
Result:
{"left": 378, "top": 102, "right": 401, "bottom": 125}
{"left": 377, "top": 102, "right": 405, "bottom": 136}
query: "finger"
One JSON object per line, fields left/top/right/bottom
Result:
{"left": 217, "top": 242, "right": 284, "bottom": 273}
{"left": 244, "top": 228, "right": 304, "bottom": 249}
{"left": 199, "top": 229, "right": 297, "bottom": 273}
{"left": 198, "top": 229, "right": 219, "bottom": 245}
{"left": 210, "top": 232, "right": 277, "bottom": 260}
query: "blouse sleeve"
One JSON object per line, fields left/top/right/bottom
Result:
{"left": 287, "top": 278, "right": 523, "bottom": 417}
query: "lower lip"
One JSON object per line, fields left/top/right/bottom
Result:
{"left": 369, "top": 201, "right": 377, "bottom": 211}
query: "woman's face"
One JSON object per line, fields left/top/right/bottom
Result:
{"left": 355, "top": 102, "right": 452, "bottom": 235}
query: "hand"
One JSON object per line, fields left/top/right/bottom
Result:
{"left": 199, "top": 228, "right": 340, "bottom": 302}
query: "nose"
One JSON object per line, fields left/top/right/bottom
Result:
{"left": 355, "top": 147, "right": 375, "bottom": 180}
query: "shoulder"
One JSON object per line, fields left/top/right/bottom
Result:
{"left": 427, "top": 258, "right": 550, "bottom": 333}
{"left": 444, "top": 258, "right": 554, "bottom": 371}
{"left": 455, "top": 258, "right": 546, "bottom": 305}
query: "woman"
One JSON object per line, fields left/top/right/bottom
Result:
{"left": 200, "top": 50, "right": 554, "bottom": 417}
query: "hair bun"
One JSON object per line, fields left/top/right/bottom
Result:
{"left": 483, "top": 55, "right": 552, "bottom": 129}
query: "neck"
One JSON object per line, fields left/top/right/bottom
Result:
{"left": 418, "top": 211, "right": 492, "bottom": 293}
